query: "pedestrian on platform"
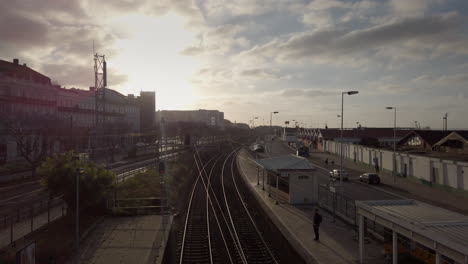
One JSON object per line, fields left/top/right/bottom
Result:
{"left": 325, "top": 158, "right": 329, "bottom": 165}
{"left": 313, "top": 208, "right": 322, "bottom": 241}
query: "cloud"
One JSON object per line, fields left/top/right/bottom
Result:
{"left": 281, "top": 89, "right": 336, "bottom": 97}
{"left": 41, "top": 63, "right": 127, "bottom": 88}
{"left": 390, "top": 0, "right": 444, "bottom": 18}
{"left": 307, "top": 0, "right": 352, "bottom": 11}
{"left": 240, "top": 13, "right": 462, "bottom": 66}
{"left": 239, "top": 68, "right": 289, "bottom": 80}
{"left": 181, "top": 24, "right": 250, "bottom": 57}
{"left": 0, "top": 11, "right": 50, "bottom": 50}
{"left": 181, "top": 46, "right": 205, "bottom": 56}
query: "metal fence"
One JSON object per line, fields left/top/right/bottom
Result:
{"left": 318, "top": 184, "right": 357, "bottom": 225}
{"left": 318, "top": 184, "right": 384, "bottom": 239}
{"left": 0, "top": 196, "right": 67, "bottom": 248}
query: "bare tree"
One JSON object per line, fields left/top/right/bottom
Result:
{"left": 1, "top": 114, "right": 55, "bottom": 177}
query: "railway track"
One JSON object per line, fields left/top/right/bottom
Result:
{"left": 178, "top": 144, "right": 280, "bottom": 264}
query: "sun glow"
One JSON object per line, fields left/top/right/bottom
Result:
{"left": 110, "top": 13, "right": 200, "bottom": 110}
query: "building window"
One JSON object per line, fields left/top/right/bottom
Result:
{"left": 407, "top": 136, "right": 422, "bottom": 146}
{"left": 298, "top": 175, "right": 309, "bottom": 180}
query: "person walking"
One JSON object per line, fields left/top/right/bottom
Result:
{"left": 325, "top": 158, "right": 329, "bottom": 165}
{"left": 313, "top": 208, "right": 322, "bottom": 241}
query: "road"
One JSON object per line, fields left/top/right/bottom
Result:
{"left": 263, "top": 140, "right": 403, "bottom": 201}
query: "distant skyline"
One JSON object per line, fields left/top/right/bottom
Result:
{"left": 1, "top": 0, "right": 468, "bottom": 129}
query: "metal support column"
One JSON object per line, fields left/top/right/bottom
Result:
{"left": 359, "top": 214, "right": 364, "bottom": 264}
{"left": 275, "top": 174, "right": 279, "bottom": 205}
{"left": 76, "top": 171, "right": 80, "bottom": 254}
{"left": 268, "top": 172, "right": 271, "bottom": 197}
{"left": 392, "top": 231, "right": 398, "bottom": 264}
{"left": 262, "top": 169, "right": 265, "bottom": 190}
{"left": 257, "top": 167, "right": 260, "bottom": 185}
{"left": 435, "top": 252, "right": 441, "bottom": 264}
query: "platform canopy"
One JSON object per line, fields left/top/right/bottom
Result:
{"left": 255, "top": 154, "right": 316, "bottom": 172}
{"left": 356, "top": 199, "right": 468, "bottom": 263}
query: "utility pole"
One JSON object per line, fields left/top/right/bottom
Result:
{"left": 75, "top": 167, "right": 84, "bottom": 259}
{"left": 386, "top": 107, "right": 397, "bottom": 183}
{"left": 94, "top": 53, "right": 107, "bottom": 130}
{"left": 443, "top": 113, "right": 448, "bottom": 131}
{"left": 340, "top": 91, "right": 359, "bottom": 198}
{"left": 159, "top": 117, "right": 168, "bottom": 242}
{"left": 94, "top": 52, "right": 107, "bottom": 164}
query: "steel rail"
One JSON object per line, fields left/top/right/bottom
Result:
{"left": 194, "top": 147, "right": 236, "bottom": 264}
{"left": 222, "top": 148, "right": 249, "bottom": 264}
{"left": 230, "top": 151, "right": 279, "bottom": 264}
{"left": 179, "top": 153, "right": 216, "bottom": 264}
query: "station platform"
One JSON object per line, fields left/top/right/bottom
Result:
{"left": 78, "top": 215, "right": 172, "bottom": 264}
{"left": 236, "top": 148, "right": 385, "bottom": 264}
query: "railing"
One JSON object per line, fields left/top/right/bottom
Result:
{"left": 317, "top": 184, "right": 385, "bottom": 240}
{"left": 0, "top": 196, "right": 67, "bottom": 248}
{"left": 318, "top": 184, "right": 357, "bottom": 226}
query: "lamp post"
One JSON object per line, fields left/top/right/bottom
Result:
{"left": 386, "top": 107, "right": 397, "bottom": 183}
{"left": 340, "top": 91, "right": 359, "bottom": 197}
{"left": 443, "top": 113, "right": 448, "bottom": 131}
{"left": 253, "top": 116, "right": 258, "bottom": 128}
{"left": 270, "top": 111, "right": 279, "bottom": 127}
{"left": 75, "top": 167, "right": 84, "bottom": 255}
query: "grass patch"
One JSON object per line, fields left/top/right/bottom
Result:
{"left": 116, "top": 169, "right": 161, "bottom": 199}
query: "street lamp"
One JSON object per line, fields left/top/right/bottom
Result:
{"left": 253, "top": 116, "right": 259, "bottom": 128}
{"left": 386, "top": 107, "right": 397, "bottom": 183}
{"left": 270, "top": 111, "right": 279, "bottom": 127}
{"left": 75, "top": 167, "right": 84, "bottom": 254}
{"left": 443, "top": 113, "right": 448, "bottom": 131}
{"left": 339, "top": 91, "right": 359, "bottom": 196}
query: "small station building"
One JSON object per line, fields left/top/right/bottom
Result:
{"left": 254, "top": 154, "right": 317, "bottom": 205}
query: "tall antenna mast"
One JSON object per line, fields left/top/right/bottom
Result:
{"left": 94, "top": 51, "right": 107, "bottom": 132}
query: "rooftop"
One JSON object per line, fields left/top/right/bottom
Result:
{"left": 255, "top": 154, "right": 316, "bottom": 172}
{"left": 356, "top": 199, "right": 468, "bottom": 263}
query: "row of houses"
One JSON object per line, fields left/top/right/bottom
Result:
{"left": 296, "top": 127, "right": 468, "bottom": 155}
{"left": 282, "top": 127, "right": 468, "bottom": 191}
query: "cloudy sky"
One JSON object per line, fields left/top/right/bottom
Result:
{"left": 2, "top": 0, "right": 468, "bottom": 129}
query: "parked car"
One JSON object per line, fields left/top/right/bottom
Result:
{"left": 251, "top": 143, "right": 265, "bottom": 152}
{"left": 329, "top": 169, "right": 349, "bottom": 181}
{"left": 359, "top": 173, "right": 380, "bottom": 184}
{"left": 296, "top": 146, "right": 309, "bottom": 157}
{"left": 135, "top": 142, "right": 148, "bottom": 148}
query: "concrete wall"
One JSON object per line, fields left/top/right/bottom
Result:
{"left": 324, "top": 140, "right": 468, "bottom": 192}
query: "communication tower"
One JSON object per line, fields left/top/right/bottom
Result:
{"left": 94, "top": 53, "right": 107, "bottom": 131}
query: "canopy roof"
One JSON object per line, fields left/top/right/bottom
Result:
{"left": 356, "top": 199, "right": 468, "bottom": 263}
{"left": 255, "top": 154, "right": 315, "bottom": 172}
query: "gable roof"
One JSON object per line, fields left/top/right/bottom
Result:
{"left": 433, "top": 130, "right": 468, "bottom": 146}
{"left": 413, "top": 130, "right": 452, "bottom": 146}
{"left": 454, "top": 131, "right": 468, "bottom": 140}
{"left": 318, "top": 127, "right": 410, "bottom": 140}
